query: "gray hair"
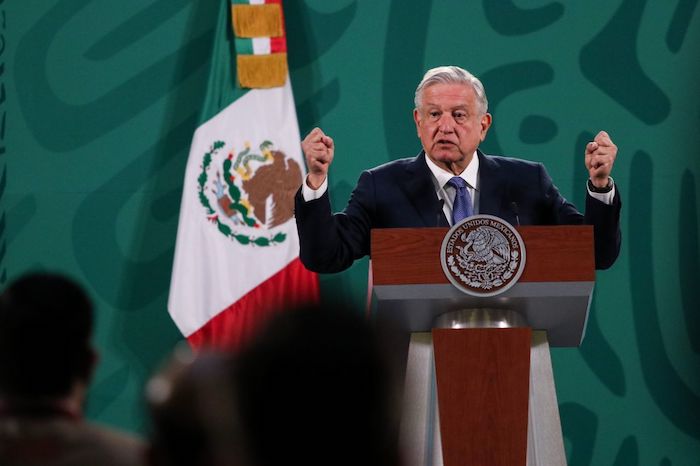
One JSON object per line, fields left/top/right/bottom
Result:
{"left": 414, "top": 66, "right": 489, "bottom": 115}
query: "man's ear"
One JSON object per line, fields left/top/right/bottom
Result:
{"left": 413, "top": 108, "right": 422, "bottom": 137}
{"left": 480, "top": 113, "right": 492, "bottom": 141}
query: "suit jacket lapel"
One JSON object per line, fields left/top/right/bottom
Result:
{"left": 402, "top": 152, "right": 447, "bottom": 227}
{"left": 476, "top": 150, "right": 506, "bottom": 217}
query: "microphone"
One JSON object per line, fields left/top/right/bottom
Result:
{"left": 510, "top": 201, "right": 520, "bottom": 226}
{"left": 436, "top": 199, "right": 445, "bottom": 227}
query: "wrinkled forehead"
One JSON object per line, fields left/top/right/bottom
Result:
{"left": 420, "top": 82, "right": 477, "bottom": 108}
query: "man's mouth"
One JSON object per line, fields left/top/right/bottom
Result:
{"left": 436, "top": 140, "right": 455, "bottom": 146}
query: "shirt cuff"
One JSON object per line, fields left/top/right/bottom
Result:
{"left": 301, "top": 175, "right": 328, "bottom": 201}
{"left": 587, "top": 178, "right": 615, "bottom": 205}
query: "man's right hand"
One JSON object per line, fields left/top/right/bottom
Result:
{"left": 301, "top": 127, "right": 334, "bottom": 190}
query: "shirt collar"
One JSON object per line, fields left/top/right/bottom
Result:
{"left": 424, "top": 151, "right": 479, "bottom": 190}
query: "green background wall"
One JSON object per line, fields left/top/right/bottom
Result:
{"left": 4, "top": 1, "right": 700, "bottom": 464}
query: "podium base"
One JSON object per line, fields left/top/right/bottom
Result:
{"left": 399, "top": 330, "right": 566, "bottom": 466}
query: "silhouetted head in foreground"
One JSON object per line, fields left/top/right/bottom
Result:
{"left": 233, "top": 304, "right": 400, "bottom": 466}
{"left": 147, "top": 348, "right": 248, "bottom": 466}
{"left": 0, "top": 272, "right": 95, "bottom": 402}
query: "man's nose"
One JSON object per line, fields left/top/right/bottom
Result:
{"left": 438, "top": 115, "right": 455, "bottom": 133}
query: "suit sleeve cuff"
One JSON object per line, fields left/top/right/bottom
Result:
{"left": 587, "top": 177, "right": 615, "bottom": 205}
{"left": 301, "top": 175, "right": 328, "bottom": 201}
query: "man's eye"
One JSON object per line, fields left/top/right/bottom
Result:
{"left": 453, "top": 112, "right": 467, "bottom": 121}
{"left": 429, "top": 111, "right": 440, "bottom": 118}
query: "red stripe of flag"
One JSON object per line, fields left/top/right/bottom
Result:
{"left": 269, "top": 0, "right": 286, "bottom": 53}
{"left": 271, "top": 37, "right": 287, "bottom": 53}
{"left": 187, "top": 258, "right": 319, "bottom": 351}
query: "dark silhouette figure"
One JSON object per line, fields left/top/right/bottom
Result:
{"left": 146, "top": 349, "right": 248, "bottom": 466}
{"left": 233, "top": 305, "right": 400, "bottom": 466}
{"left": 0, "top": 272, "right": 145, "bottom": 466}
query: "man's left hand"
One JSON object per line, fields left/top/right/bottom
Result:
{"left": 585, "top": 130, "right": 617, "bottom": 188}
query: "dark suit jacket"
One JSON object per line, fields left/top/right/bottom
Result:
{"left": 295, "top": 150, "right": 621, "bottom": 273}
{"left": 0, "top": 416, "right": 145, "bottom": 466}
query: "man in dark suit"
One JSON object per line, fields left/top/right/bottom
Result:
{"left": 295, "top": 66, "right": 621, "bottom": 273}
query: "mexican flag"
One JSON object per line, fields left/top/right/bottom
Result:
{"left": 168, "top": 0, "right": 319, "bottom": 350}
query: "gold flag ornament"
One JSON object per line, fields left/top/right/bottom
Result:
{"left": 232, "top": 4, "right": 283, "bottom": 38}
{"left": 231, "top": 1, "right": 288, "bottom": 89}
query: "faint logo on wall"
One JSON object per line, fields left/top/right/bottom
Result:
{"left": 197, "top": 140, "right": 301, "bottom": 247}
{"left": 440, "top": 215, "right": 526, "bottom": 297}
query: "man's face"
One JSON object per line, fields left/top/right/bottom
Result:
{"left": 413, "top": 83, "right": 492, "bottom": 174}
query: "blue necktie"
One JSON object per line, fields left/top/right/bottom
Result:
{"left": 448, "top": 177, "right": 473, "bottom": 224}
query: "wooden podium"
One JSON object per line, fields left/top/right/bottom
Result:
{"left": 368, "top": 226, "right": 595, "bottom": 466}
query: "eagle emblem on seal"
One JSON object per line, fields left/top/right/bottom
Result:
{"left": 440, "top": 215, "right": 526, "bottom": 297}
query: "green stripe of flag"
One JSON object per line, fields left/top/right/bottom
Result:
{"left": 198, "top": 0, "right": 249, "bottom": 123}
{"left": 235, "top": 37, "right": 254, "bottom": 55}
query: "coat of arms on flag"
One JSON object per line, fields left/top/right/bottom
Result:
{"left": 168, "top": 0, "right": 318, "bottom": 350}
{"left": 197, "top": 139, "right": 301, "bottom": 246}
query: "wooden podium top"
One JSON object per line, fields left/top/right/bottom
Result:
{"left": 370, "top": 225, "right": 595, "bottom": 285}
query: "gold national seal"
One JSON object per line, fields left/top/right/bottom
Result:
{"left": 440, "top": 215, "right": 526, "bottom": 297}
